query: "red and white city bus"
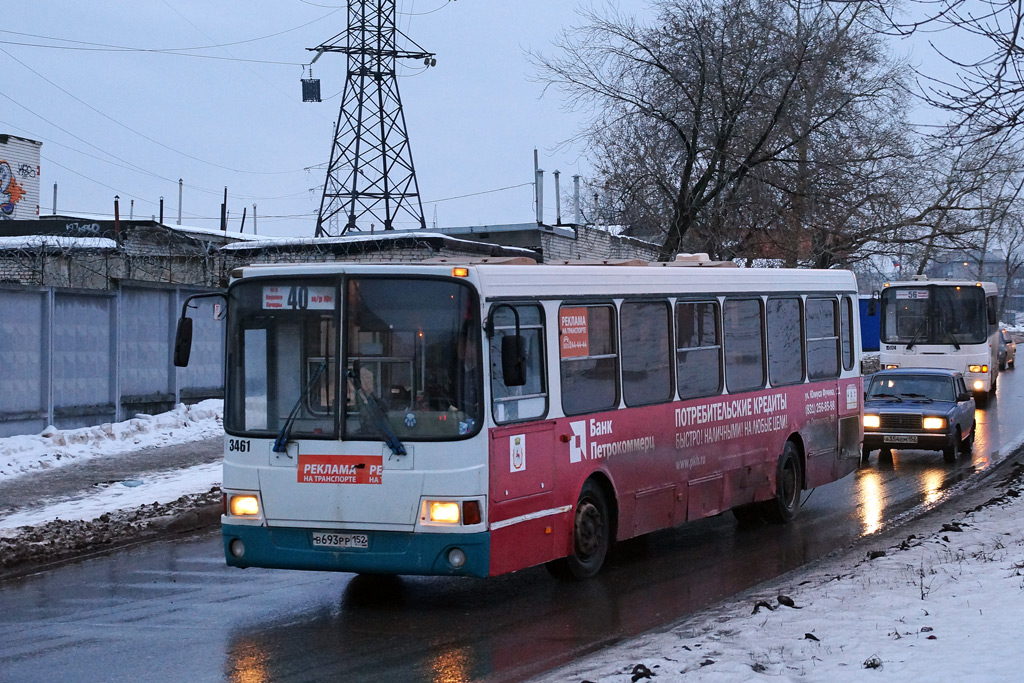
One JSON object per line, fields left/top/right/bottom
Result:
{"left": 174, "top": 258, "right": 863, "bottom": 580}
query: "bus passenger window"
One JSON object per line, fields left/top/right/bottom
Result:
{"left": 841, "top": 296, "right": 855, "bottom": 370}
{"left": 723, "top": 298, "right": 765, "bottom": 393}
{"left": 559, "top": 304, "right": 618, "bottom": 415}
{"left": 489, "top": 304, "right": 547, "bottom": 423}
{"left": 621, "top": 301, "right": 672, "bottom": 406}
{"left": 807, "top": 298, "right": 839, "bottom": 380}
{"left": 767, "top": 297, "right": 803, "bottom": 386}
{"left": 676, "top": 301, "right": 722, "bottom": 399}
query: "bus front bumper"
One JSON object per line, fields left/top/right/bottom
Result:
{"left": 222, "top": 523, "right": 490, "bottom": 577}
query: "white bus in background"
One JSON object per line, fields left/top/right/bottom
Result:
{"left": 878, "top": 277, "right": 1000, "bottom": 400}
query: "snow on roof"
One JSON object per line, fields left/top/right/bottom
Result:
{"left": 0, "top": 235, "right": 117, "bottom": 250}
{"left": 218, "top": 230, "right": 537, "bottom": 254}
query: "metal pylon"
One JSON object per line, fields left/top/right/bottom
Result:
{"left": 310, "top": 0, "right": 432, "bottom": 236}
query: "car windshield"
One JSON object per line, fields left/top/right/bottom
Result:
{"left": 867, "top": 374, "right": 955, "bottom": 402}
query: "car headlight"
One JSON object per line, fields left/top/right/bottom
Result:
{"left": 923, "top": 417, "right": 946, "bottom": 430}
{"left": 863, "top": 414, "right": 880, "bottom": 429}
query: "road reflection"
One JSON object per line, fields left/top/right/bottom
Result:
{"left": 857, "top": 469, "right": 884, "bottom": 534}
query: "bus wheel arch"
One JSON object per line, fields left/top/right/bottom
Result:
{"left": 546, "top": 474, "right": 617, "bottom": 581}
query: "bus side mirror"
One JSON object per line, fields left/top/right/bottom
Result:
{"left": 501, "top": 334, "right": 527, "bottom": 387}
{"left": 867, "top": 299, "right": 877, "bottom": 316}
{"left": 174, "top": 316, "right": 194, "bottom": 367}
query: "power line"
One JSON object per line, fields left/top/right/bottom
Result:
{"left": 1, "top": 47, "right": 309, "bottom": 176}
{"left": 0, "top": 7, "right": 344, "bottom": 57}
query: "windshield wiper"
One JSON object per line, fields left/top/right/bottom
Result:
{"left": 347, "top": 365, "right": 407, "bottom": 456}
{"left": 900, "top": 392, "right": 934, "bottom": 402}
{"left": 905, "top": 324, "right": 925, "bottom": 351}
{"left": 943, "top": 331, "right": 961, "bottom": 350}
{"left": 869, "top": 392, "right": 902, "bottom": 401}
{"left": 273, "top": 360, "right": 328, "bottom": 453}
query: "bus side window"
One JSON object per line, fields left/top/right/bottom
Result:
{"left": 621, "top": 301, "right": 672, "bottom": 406}
{"left": 841, "top": 296, "right": 855, "bottom": 371}
{"left": 807, "top": 298, "right": 839, "bottom": 380}
{"left": 723, "top": 298, "right": 765, "bottom": 393}
{"left": 676, "top": 300, "right": 722, "bottom": 399}
{"left": 559, "top": 304, "right": 619, "bottom": 415}
{"left": 766, "top": 297, "right": 803, "bottom": 386}
{"left": 490, "top": 304, "right": 547, "bottom": 424}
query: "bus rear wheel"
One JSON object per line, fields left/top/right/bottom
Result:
{"left": 546, "top": 480, "right": 610, "bottom": 581}
{"left": 761, "top": 441, "right": 802, "bottom": 524}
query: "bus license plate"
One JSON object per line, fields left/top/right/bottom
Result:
{"left": 883, "top": 435, "right": 917, "bottom": 444}
{"left": 311, "top": 532, "right": 369, "bottom": 549}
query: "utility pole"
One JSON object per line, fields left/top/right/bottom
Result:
{"left": 308, "top": 0, "right": 434, "bottom": 236}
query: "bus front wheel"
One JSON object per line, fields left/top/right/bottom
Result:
{"left": 761, "top": 441, "right": 802, "bottom": 524}
{"left": 546, "top": 480, "right": 610, "bottom": 581}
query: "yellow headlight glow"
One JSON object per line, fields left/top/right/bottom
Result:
{"left": 968, "top": 365, "right": 989, "bottom": 373}
{"left": 923, "top": 417, "right": 946, "bottom": 430}
{"left": 429, "top": 501, "right": 461, "bottom": 524}
{"left": 229, "top": 495, "right": 260, "bottom": 516}
{"left": 863, "top": 415, "right": 880, "bottom": 429}
{"left": 973, "top": 380, "right": 985, "bottom": 391}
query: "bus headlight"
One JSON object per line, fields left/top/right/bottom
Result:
{"left": 923, "top": 417, "right": 946, "bottom": 430}
{"left": 968, "top": 365, "right": 988, "bottom": 373}
{"left": 863, "top": 414, "right": 880, "bottom": 429}
{"left": 229, "top": 495, "right": 260, "bottom": 517}
{"left": 429, "top": 501, "right": 461, "bottom": 524}
{"left": 884, "top": 364, "right": 899, "bottom": 369}
{"left": 973, "top": 380, "right": 985, "bottom": 391}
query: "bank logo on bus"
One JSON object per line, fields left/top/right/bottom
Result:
{"left": 569, "top": 421, "right": 587, "bottom": 463}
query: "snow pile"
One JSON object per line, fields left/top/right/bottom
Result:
{"left": 0, "top": 486, "right": 222, "bottom": 572}
{"left": 0, "top": 400, "right": 222, "bottom": 481}
{"left": 539, "top": 463, "right": 1024, "bottom": 682}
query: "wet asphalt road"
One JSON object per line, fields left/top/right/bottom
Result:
{"left": 1, "top": 369, "right": 1023, "bottom": 683}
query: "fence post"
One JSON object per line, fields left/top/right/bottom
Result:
{"left": 114, "top": 286, "right": 123, "bottom": 423}
{"left": 45, "top": 288, "right": 54, "bottom": 428}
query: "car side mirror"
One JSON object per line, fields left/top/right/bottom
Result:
{"left": 173, "top": 316, "right": 194, "bottom": 367}
{"left": 958, "top": 392, "right": 971, "bottom": 402}
{"left": 501, "top": 334, "right": 527, "bottom": 387}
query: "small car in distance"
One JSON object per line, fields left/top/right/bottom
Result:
{"left": 998, "top": 329, "right": 1016, "bottom": 370}
{"left": 862, "top": 368, "right": 976, "bottom": 463}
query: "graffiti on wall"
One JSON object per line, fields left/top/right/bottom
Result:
{"left": 0, "top": 160, "right": 27, "bottom": 220}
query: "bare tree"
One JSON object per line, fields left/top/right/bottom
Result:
{"left": 877, "top": 1, "right": 1024, "bottom": 139}
{"left": 535, "top": 0, "right": 913, "bottom": 261}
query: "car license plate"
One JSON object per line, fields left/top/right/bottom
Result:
{"left": 311, "top": 532, "right": 369, "bottom": 549}
{"left": 883, "top": 435, "right": 918, "bottom": 444}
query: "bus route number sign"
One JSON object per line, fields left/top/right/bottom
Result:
{"left": 263, "top": 285, "right": 335, "bottom": 310}
{"left": 896, "top": 290, "right": 929, "bottom": 300}
{"left": 311, "top": 532, "right": 369, "bottom": 549}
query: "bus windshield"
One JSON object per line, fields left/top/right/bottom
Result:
{"left": 225, "top": 277, "right": 482, "bottom": 441}
{"left": 880, "top": 285, "right": 988, "bottom": 346}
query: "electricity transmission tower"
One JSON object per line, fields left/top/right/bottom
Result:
{"left": 308, "top": 1, "right": 434, "bottom": 236}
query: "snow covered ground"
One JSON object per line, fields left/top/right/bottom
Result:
{"left": 537, "top": 462, "right": 1024, "bottom": 682}
{"left": 0, "top": 400, "right": 223, "bottom": 532}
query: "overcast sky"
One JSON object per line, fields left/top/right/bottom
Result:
{"left": 2, "top": 1, "right": 956, "bottom": 239}
{"left": 0, "top": 1, "right": 663, "bottom": 236}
